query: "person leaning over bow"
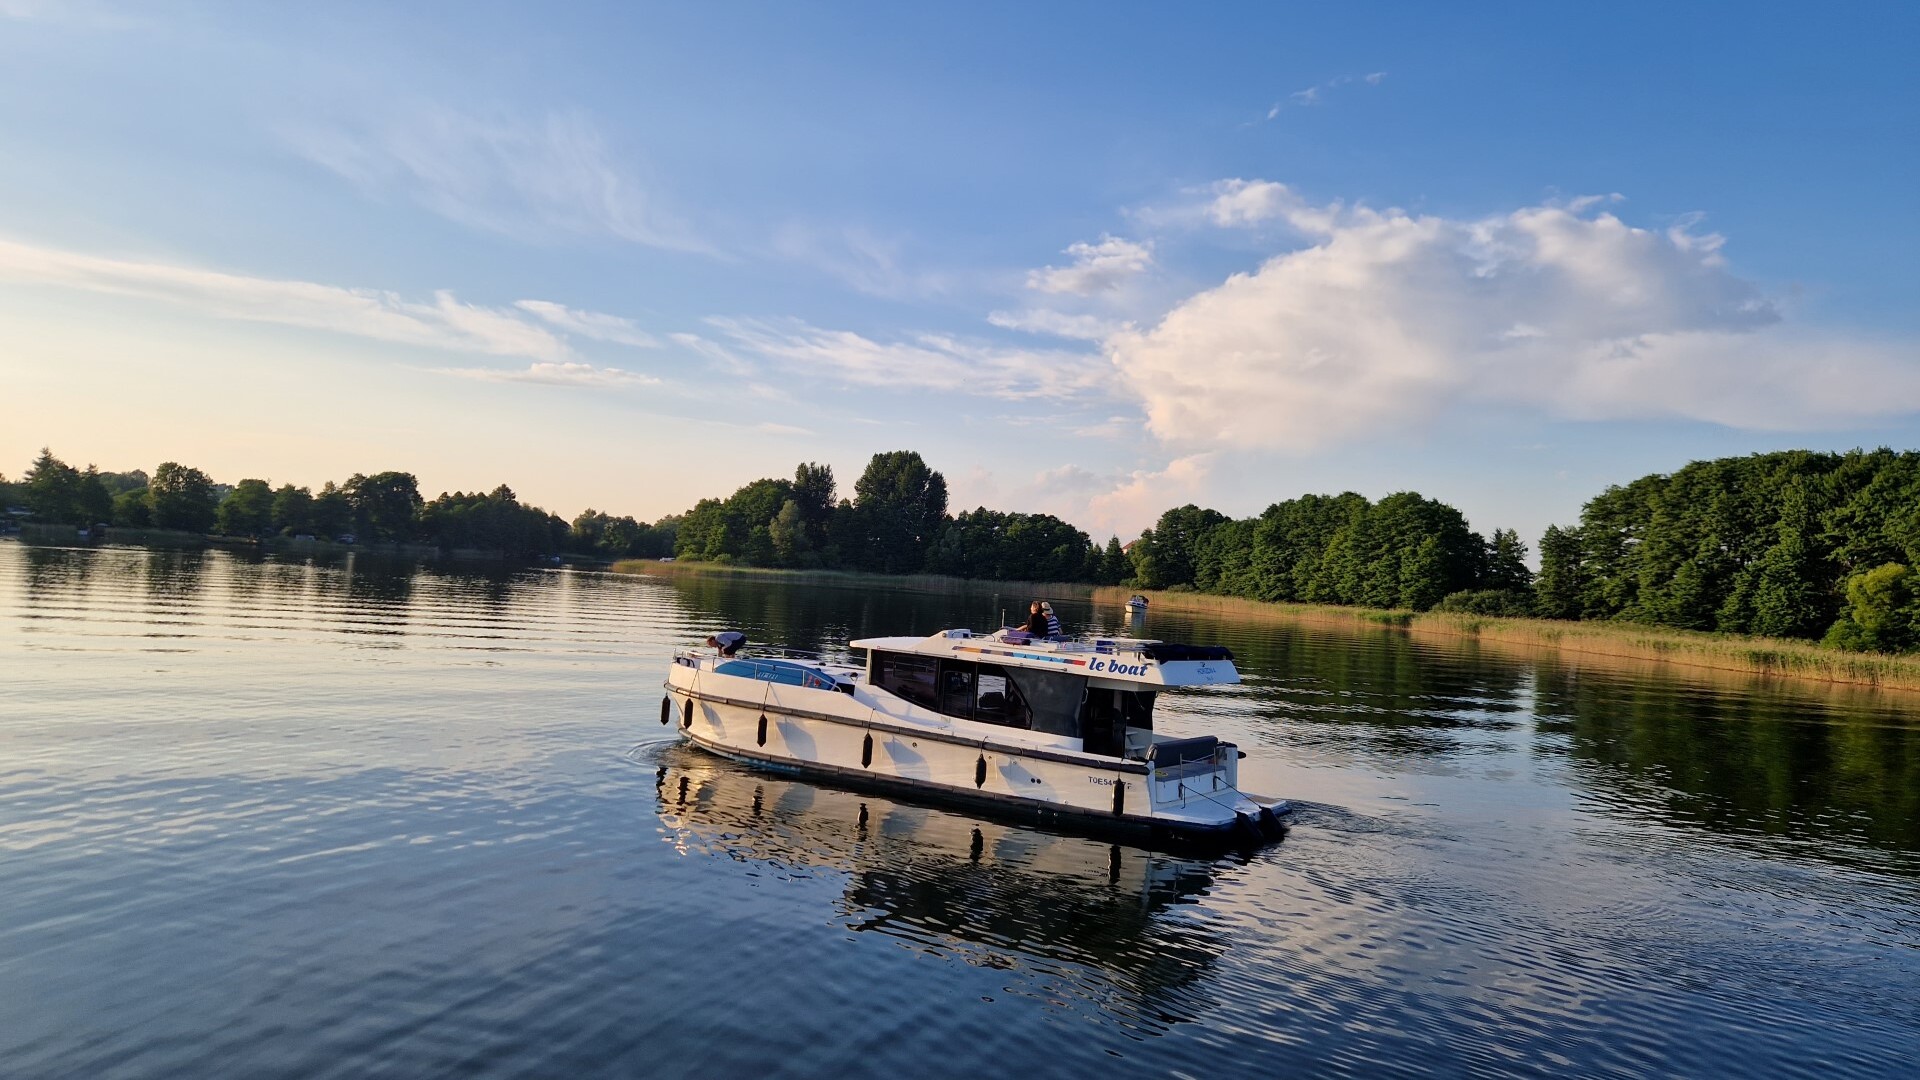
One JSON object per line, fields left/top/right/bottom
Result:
{"left": 1040, "top": 601, "right": 1063, "bottom": 639}
{"left": 1024, "top": 601, "right": 1049, "bottom": 637}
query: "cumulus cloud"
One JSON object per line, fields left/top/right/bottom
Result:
{"left": 1200, "top": 179, "right": 1342, "bottom": 231}
{"left": 0, "top": 235, "right": 573, "bottom": 361}
{"left": 1107, "top": 195, "right": 1920, "bottom": 449}
{"left": 282, "top": 105, "right": 710, "bottom": 254}
{"left": 699, "top": 317, "right": 1109, "bottom": 400}
{"left": 514, "top": 300, "right": 658, "bottom": 348}
{"left": 1084, "top": 455, "right": 1216, "bottom": 538}
{"left": 434, "top": 361, "right": 658, "bottom": 386}
{"left": 1026, "top": 235, "right": 1153, "bottom": 295}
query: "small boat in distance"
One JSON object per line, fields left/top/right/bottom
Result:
{"left": 659, "top": 627, "right": 1290, "bottom": 846}
{"left": 1126, "top": 594, "right": 1149, "bottom": 613}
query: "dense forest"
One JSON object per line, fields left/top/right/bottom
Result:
{"left": 1534, "top": 449, "right": 1920, "bottom": 653}
{"left": 10, "top": 445, "right": 1920, "bottom": 653}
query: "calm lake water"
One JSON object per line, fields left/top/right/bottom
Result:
{"left": 4, "top": 542, "right": 1920, "bottom": 1078}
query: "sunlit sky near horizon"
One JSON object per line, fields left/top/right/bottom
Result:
{"left": 3, "top": 1, "right": 1917, "bottom": 545}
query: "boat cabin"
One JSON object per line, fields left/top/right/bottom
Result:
{"left": 852, "top": 630, "right": 1236, "bottom": 761}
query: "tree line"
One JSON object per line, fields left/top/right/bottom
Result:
{"left": 1, "top": 449, "right": 674, "bottom": 561}
{"left": 1533, "top": 449, "right": 1920, "bottom": 653}
{"left": 12, "top": 444, "right": 1920, "bottom": 654}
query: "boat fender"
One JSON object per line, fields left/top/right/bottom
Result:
{"left": 757, "top": 714, "right": 768, "bottom": 747}
{"left": 1257, "top": 805, "right": 1288, "bottom": 841}
{"left": 660, "top": 696, "right": 671, "bottom": 726}
{"left": 1233, "top": 813, "right": 1263, "bottom": 845}
{"left": 974, "top": 754, "right": 987, "bottom": 788}
{"left": 682, "top": 699, "right": 693, "bottom": 729}
{"left": 1237, "top": 750, "right": 1247, "bottom": 760}
{"left": 1111, "top": 779, "right": 1125, "bottom": 816}
{"left": 861, "top": 733, "right": 873, "bottom": 768}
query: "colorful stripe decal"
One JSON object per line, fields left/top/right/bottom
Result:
{"left": 952, "top": 645, "right": 1092, "bottom": 667}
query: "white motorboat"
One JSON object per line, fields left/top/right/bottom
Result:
{"left": 659, "top": 627, "right": 1290, "bottom": 845}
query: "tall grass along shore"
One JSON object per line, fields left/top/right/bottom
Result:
{"left": 610, "top": 558, "right": 1096, "bottom": 599}
{"left": 1093, "top": 587, "right": 1920, "bottom": 694}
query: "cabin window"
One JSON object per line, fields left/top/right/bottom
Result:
{"left": 1081, "top": 688, "right": 1156, "bottom": 757}
{"left": 874, "top": 652, "right": 939, "bottom": 710}
{"left": 1003, "top": 666, "right": 1086, "bottom": 737}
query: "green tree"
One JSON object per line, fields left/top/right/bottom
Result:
{"left": 216, "top": 479, "right": 276, "bottom": 537}
{"left": 344, "top": 471, "right": 422, "bottom": 542}
{"left": 1099, "top": 536, "right": 1130, "bottom": 585}
{"left": 312, "top": 482, "right": 351, "bottom": 539}
{"left": 852, "top": 451, "right": 948, "bottom": 574}
{"left": 112, "top": 488, "right": 152, "bottom": 527}
{"left": 1483, "top": 529, "right": 1532, "bottom": 591}
{"left": 1141, "top": 505, "right": 1229, "bottom": 589}
{"left": 146, "top": 462, "right": 218, "bottom": 532}
{"left": 271, "top": 484, "right": 315, "bottom": 536}
{"left": 1824, "top": 563, "right": 1918, "bottom": 653}
{"left": 1533, "top": 525, "right": 1587, "bottom": 619}
{"left": 76, "top": 467, "right": 114, "bottom": 525}
{"left": 24, "top": 448, "right": 82, "bottom": 523}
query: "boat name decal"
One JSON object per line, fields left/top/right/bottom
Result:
{"left": 1087, "top": 657, "right": 1150, "bottom": 677}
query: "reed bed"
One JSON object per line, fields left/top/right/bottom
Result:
{"left": 611, "top": 559, "right": 1096, "bottom": 598}
{"left": 1093, "top": 586, "right": 1920, "bottom": 694}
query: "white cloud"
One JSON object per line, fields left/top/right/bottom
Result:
{"left": 282, "top": 105, "right": 710, "bottom": 254}
{"left": 434, "top": 361, "right": 658, "bottom": 387}
{"left": 1084, "top": 455, "right": 1216, "bottom": 538}
{"left": 0, "top": 236, "right": 572, "bottom": 361}
{"left": 699, "top": 317, "right": 1109, "bottom": 401}
{"left": 1107, "top": 194, "right": 1920, "bottom": 449}
{"left": 1026, "top": 235, "right": 1153, "bottom": 295}
{"left": 1201, "top": 179, "right": 1342, "bottom": 232}
{"left": 986, "top": 308, "right": 1121, "bottom": 341}
{"left": 514, "top": 300, "right": 659, "bottom": 348}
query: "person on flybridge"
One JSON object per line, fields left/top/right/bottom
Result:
{"left": 1022, "top": 601, "right": 1063, "bottom": 640}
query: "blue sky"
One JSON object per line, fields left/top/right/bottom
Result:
{"left": 2, "top": 1, "right": 1916, "bottom": 547}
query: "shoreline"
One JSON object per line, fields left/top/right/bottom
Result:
{"left": 1091, "top": 586, "right": 1920, "bottom": 695}
{"left": 608, "top": 558, "right": 1097, "bottom": 597}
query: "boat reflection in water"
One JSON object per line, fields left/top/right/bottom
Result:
{"left": 652, "top": 745, "right": 1240, "bottom": 1034}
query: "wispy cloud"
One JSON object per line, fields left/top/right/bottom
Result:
{"left": 1026, "top": 235, "right": 1154, "bottom": 295}
{"left": 698, "top": 317, "right": 1109, "bottom": 401}
{"left": 514, "top": 300, "right": 659, "bottom": 348}
{"left": 282, "top": 104, "right": 712, "bottom": 255}
{"left": 0, "top": 236, "right": 674, "bottom": 388}
{"left": 986, "top": 308, "right": 1122, "bottom": 341}
{"left": 769, "top": 223, "right": 952, "bottom": 300}
{"left": 0, "top": 236, "right": 573, "bottom": 360}
{"left": 1262, "top": 71, "right": 1386, "bottom": 120}
{"left": 433, "top": 361, "right": 659, "bottom": 387}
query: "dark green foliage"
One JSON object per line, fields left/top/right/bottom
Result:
{"left": 24, "top": 448, "right": 83, "bottom": 523}
{"left": 571, "top": 509, "right": 676, "bottom": 559}
{"left": 1537, "top": 449, "right": 1920, "bottom": 649}
{"left": 216, "top": 479, "right": 275, "bottom": 537}
{"left": 852, "top": 451, "right": 948, "bottom": 574}
{"left": 312, "top": 482, "right": 351, "bottom": 539}
{"left": 419, "top": 485, "right": 567, "bottom": 558}
{"left": 146, "top": 462, "right": 218, "bottom": 533}
{"left": 1533, "top": 525, "right": 1586, "bottom": 620}
{"left": 271, "top": 484, "right": 314, "bottom": 536}
{"left": 1099, "top": 537, "right": 1130, "bottom": 585}
{"left": 343, "top": 472, "right": 422, "bottom": 542}
{"left": 924, "top": 508, "right": 1092, "bottom": 582}
{"left": 112, "top": 488, "right": 151, "bottom": 527}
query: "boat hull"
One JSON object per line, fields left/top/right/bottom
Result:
{"left": 660, "top": 665, "right": 1287, "bottom": 847}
